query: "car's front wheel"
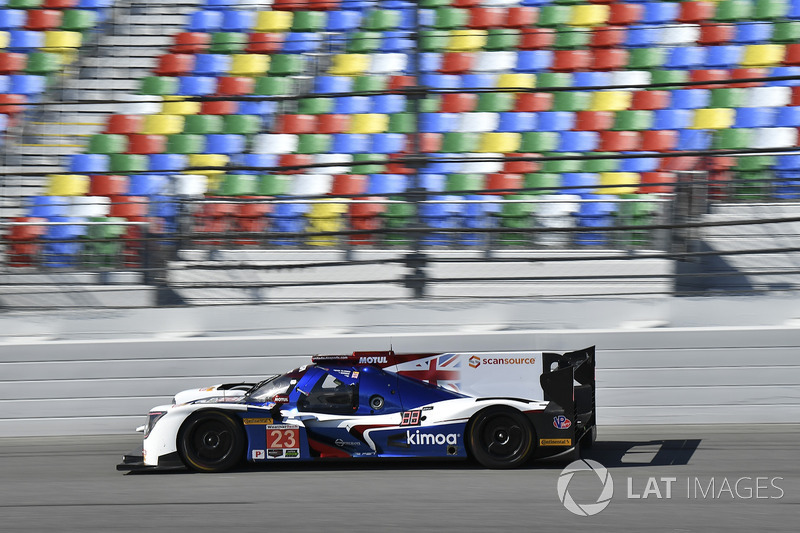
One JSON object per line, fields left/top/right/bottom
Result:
{"left": 178, "top": 411, "right": 244, "bottom": 473}
{"left": 468, "top": 407, "right": 535, "bottom": 469}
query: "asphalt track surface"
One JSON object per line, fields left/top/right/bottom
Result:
{"left": 0, "top": 425, "right": 797, "bottom": 533}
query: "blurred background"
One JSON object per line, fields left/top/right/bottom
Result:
{"left": 1, "top": 0, "right": 800, "bottom": 436}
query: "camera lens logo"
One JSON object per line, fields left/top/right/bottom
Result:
{"left": 557, "top": 459, "right": 614, "bottom": 516}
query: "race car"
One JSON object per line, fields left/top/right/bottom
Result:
{"left": 117, "top": 346, "right": 596, "bottom": 472}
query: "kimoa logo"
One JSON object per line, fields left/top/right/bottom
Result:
{"left": 359, "top": 356, "right": 387, "bottom": 364}
{"left": 557, "top": 459, "right": 614, "bottom": 517}
{"left": 406, "top": 430, "right": 459, "bottom": 445}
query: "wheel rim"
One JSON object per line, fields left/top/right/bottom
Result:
{"left": 478, "top": 415, "right": 527, "bottom": 461}
{"left": 189, "top": 419, "right": 234, "bottom": 465}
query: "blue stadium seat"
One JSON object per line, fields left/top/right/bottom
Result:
{"left": 331, "top": 133, "right": 371, "bottom": 153}
{"left": 538, "top": 111, "right": 576, "bottom": 131}
{"left": 315, "top": 75, "right": 354, "bottom": 94}
{"left": 178, "top": 76, "right": 217, "bottom": 96}
{"left": 333, "top": 96, "right": 371, "bottom": 114}
{"left": 370, "top": 133, "right": 406, "bottom": 154}
{"left": 676, "top": 129, "right": 712, "bottom": 151}
{"left": 367, "top": 173, "right": 407, "bottom": 195}
{"left": 419, "top": 112, "right": 458, "bottom": 133}
{"left": 221, "top": 10, "right": 254, "bottom": 32}
{"left": 497, "top": 112, "right": 537, "bottom": 133}
{"left": 149, "top": 154, "right": 188, "bottom": 172}
{"left": 734, "top": 107, "right": 777, "bottom": 128}
{"left": 69, "top": 154, "right": 109, "bottom": 173}
{"left": 188, "top": 10, "right": 223, "bottom": 32}
{"left": 128, "top": 174, "right": 168, "bottom": 196}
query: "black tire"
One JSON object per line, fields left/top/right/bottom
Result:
{"left": 178, "top": 411, "right": 244, "bottom": 473}
{"left": 467, "top": 407, "right": 535, "bottom": 469}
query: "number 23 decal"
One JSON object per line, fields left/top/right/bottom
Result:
{"left": 267, "top": 427, "right": 299, "bottom": 448}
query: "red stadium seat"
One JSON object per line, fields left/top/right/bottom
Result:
{"left": 109, "top": 196, "right": 148, "bottom": 219}
{"left": 503, "top": 7, "right": 537, "bottom": 29}
{"left": 599, "top": 131, "right": 642, "bottom": 151}
{"left": 440, "top": 52, "right": 476, "bottom": 74}
{"left": 514, "top": 93, "right": 553, "bottom": 112}
{"left": 575, "top": 111, "right": 615, "bottom": 131}
{"left": 417, "top": 133, "right": 443, "bottom": 153}
{"left": 468, "top": 8, "right": 505, "bottom": 29}
{"left": 105, "top": 115, "right": 144, "bottom": 135}
{"left": 25, "top": 10, "right": 63, "bottom": 31}
{"left": 630, "top": 91, "right": 670, "bottom": 110}
{"left": 785, "top": 44, "right": 800, "bottom": 66}
{"left": 640, "top": 130, "right": 678, "bottom": 152}
{"left": 331, "top": 174, "right": 367, "bottom": 196}
{"left": 552, "top": 50, "right": 592, "bottom": 72}
{"left": 126, "top": 134, "right": 167, "bottom": 155}
{"left": 279, "top": 154, "right": 314, "bottom": 174}
{"left": 689, "top": 69, "right": 729, "bottom": 89}
{"left": 590, "top": 49, "right": 629, "bottom": 71}
{"left": 678, "top": 2, "right": 716, "bottom": 24}
{"left": 519, "top": 28, "right": 555, "bottom": 50}
{"left": 317, "top": 114, "right": 350, "bottom": 134}
{"left": 699, "top": 23, "right": 734, "bottom": 45}
{"left": 0, "top": 53, "right": 27, "bottom": 74}
{"left": 659, "top": 156, "right": 700, "bottom": 172}
{"left": 386, "top": 154, "right": 415, "bottom": 175}
{"left": 441, "top": 93, "right": 478, "bottom": 113}
{"left": 275, "top": 114, "right": 317, "bottom": 134}
{"left": 486, "top": 173, "right": 523, "bottom": 195}
{"left": 639, "top": 172, "right": 674, "bottom": 193}
{"left": 590, "top": 26, "right": 627, "bottom": 48}
{"left": 608, "top": 4, "right": 644, "bottom": 25}
{"left": 43, "top": 0, "right": 79, "bottom": 7}
{"left": 389, "top": 75, "right": 415, "bottom": 91}
{"left": 453, "top": 0, "right": 481, "bottom": 7}
{"left": 171, "top": 32, "right": 211, "bottom": 54}
{"left": 0, "top": 94, "right": 27, "bottom": 115}
{"left": 216, "top": 76, "right": 255, "bottom": 95}
{"left": 503, "top": 153, "right": 539, "bottom": 174}
{"left": 729, "top": 68, "right": 767, "bottom": 88}
{"left": 155, "top": 54, "right": 195, "bottom": 76}
{"left": 349, "top": 198, "right": 387, "bottom": 245}
{"left": 246, "top": 33, "right": 285, "bottom": 54}
{"left": 201, "top": 100, "right": 239, "bottom": 115}
{"left": 89, "top": 175, "right": 129, "bottom": 197}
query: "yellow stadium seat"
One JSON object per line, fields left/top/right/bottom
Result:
{"left": 47, "top": 174, "right": 89, "bottom": 197}
{"left": 254, "top": 11, "right": 293, "bottom": 33}
{"left": 570, "top": 5, "right": 610, "bottom": 27}
{"left": 161, "top": 97, "right": 201, "bottom": 116}
{"left": 590, "top": 91, "right": 633, "bottom": 112}
{"left": 307, "top": 201, "right": 350, "bottom": 246}
{"left": 0, "top": 32, "right": 9, "bottom": 50}
{"left": 142, "top": 114, "right": 185, "bottom": 135}
{"left": 329, "top": 54, "right": 370, "bottom": 76}
{"left": 348, "top": 114, "right": 389, "bottom": 134}
{"left": 478, "top": 132, "right": 521, "bottom": 153}
{"left": 741, "top": 44, "right": 785, "bottom": 67}
{"left": 692, "top": 108, "right": 735, "bottom": 129}
{"left": 598, "top": 172, "right": 639, "bottom": 195}
{"left": 447, "top": 29, "right": 488, "bottom": 52}
{"left": 496, "top": 73, "right": 536, "bottom": 89}
{"left": 187, "top": 154, "right": 229, "bottom": 176}
{"left": 43, "top": 31, "right": 82, "bottom": 51}
{"left": 230, "top": 54, "right": 270, "bottom": 76}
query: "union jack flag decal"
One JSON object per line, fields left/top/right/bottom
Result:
{"left": 397, "top": 353, "right": 462, "bottom": 392}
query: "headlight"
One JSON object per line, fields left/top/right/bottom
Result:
{"left": 144, "top": 411, "right": 166, "bottom": 439}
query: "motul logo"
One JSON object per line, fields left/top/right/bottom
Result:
{"left": 406, "top": 430, "right": 459, "bottom": 446}
{"left": 359, "top": 356, "right": 387, "bottom": 364}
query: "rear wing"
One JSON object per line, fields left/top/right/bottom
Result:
{"left": 540, "top": 346, "right": 596, "bottom": 439}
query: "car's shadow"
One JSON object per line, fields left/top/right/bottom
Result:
{"left": 125, "top": 438, "right": 701, "bottom": 475}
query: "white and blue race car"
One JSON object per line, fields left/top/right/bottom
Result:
{"left": 118, "top": 346, "right": 596, "bottom": 472}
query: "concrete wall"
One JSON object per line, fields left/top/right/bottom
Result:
{"left": 1, "top": 297, "right": 799, "bottom": 437}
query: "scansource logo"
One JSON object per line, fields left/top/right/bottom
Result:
{"left": 557, "top": 459, "right": 614, "bottom": 516}
{"left": 468, "top": 355, "right": 481, "bottom": 368}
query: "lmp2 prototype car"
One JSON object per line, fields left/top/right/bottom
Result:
{"left": 118, "top": 346, "right": 596, "bottom": 472}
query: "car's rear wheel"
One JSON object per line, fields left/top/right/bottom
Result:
{"left": 178, "top": 411, "right": 244, "bottom": 473}
{"left": 468, "top": 407, "right": 535, "bottom": 469}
